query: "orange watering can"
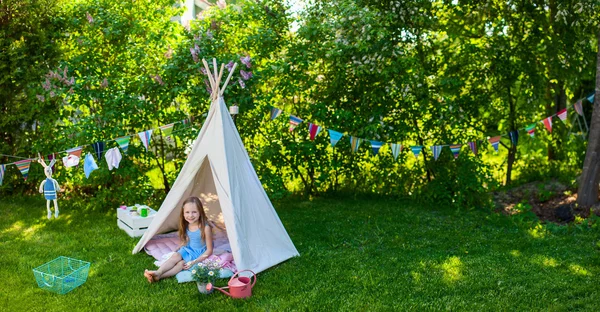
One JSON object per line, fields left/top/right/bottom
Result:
{"left": 206, "top": 270, "right": 256, "bottom": 299}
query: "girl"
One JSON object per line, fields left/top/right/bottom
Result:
{"left": 144, "top": 196, "right": 213, "bottom": 283}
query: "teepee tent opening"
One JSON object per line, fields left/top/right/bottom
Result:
{"left": 132, "top": 59, "right": 299, "bottom": 274}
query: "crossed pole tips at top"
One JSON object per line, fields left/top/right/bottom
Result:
{"left": 202, "top": 58, "right": 238, "bottom": 101}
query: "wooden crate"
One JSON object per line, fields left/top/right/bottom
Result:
{"left": 116, "top": 206, "right": 156, "bottom": 237}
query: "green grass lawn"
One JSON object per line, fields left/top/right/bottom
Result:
{"left": 1, "top": 196, "right": 599, "bottom": 311}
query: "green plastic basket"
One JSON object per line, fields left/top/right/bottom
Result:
{"left": 33, "top": 256, "right": 91, "bottom": 294}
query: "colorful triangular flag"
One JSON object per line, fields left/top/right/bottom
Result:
{"left": 370, "top": 141, "right": 383, "bottom": 155}
{"left": 557, "top": 108, "right": 567, "bottom": 123}
{"left": 488, "top": 136, "right": 501, "bottom": 152}
{"left": 431, "top": 145, "right": 443, "bottom": 160}
{"left": 525, "top": 123, "right": 536, "bottom": 138}
{"left": 328, "top": 130, "right": 343, "bottom": 147}
{"left": 587, "top": 94, "right": 595, "bottom": 103}
{"left": 92, "top": 141, "right": 105, "bottom": 161}
{"left": 308, "top": 123, "right": 322, "bottom": 141}
{"left": 389, "top": 143, "right": 402, "bottom": 160}
{"left": 160, "top": 123, "right": 175, "bottom": 137}
{"left": 509, "top": 130, "right": 519, "bottom": 146}
{"left": 115, "top": 136, "right": 131, "bottom": 154}
{"left": 289, "top": 115, "right": 303, "bottom": 131}
{"left": 66, "top": 146, "right": 83, "bottom": 158}
{"left": 14, "top": 159, "right": 31, "bottom": 181}
{"left": 138, "top": 130, "right": 153, "bottom": 151}
{"left": 410, "top": 146, "right": 423, "bottom": 159}
{"left": 574, "top": 100, "right": 584, "bottom": 116}
{"left": 468, "top": 141, "right": 477, "bottom": 156}
{"left": 542, "top": 117, "right": 553, "bottom": 133}
{"left": 270, "top": 107, "right": 283, "bottom": 120}
{"left": 0, "top": 164, "right": 5, "bottom": 185}
{"left": 350, "top": 136, "right": 362, "bottom": 153}
{"left": 449, "top": 144, "right": 461, "bottom": 159}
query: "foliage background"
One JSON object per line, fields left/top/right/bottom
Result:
{"left": 1, "top": 0, "right": 598, "bottom": 209}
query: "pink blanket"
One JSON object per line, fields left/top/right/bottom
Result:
{"left": 144, "top": 229, "right": 236, "bottom": 272}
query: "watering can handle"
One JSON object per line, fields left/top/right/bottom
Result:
{"left": 231, "top": 269, "right": 257, "bottom": 288}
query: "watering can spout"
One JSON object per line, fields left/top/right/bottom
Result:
{"left": 207, "top": 283, "right": 233, "bottom": 297}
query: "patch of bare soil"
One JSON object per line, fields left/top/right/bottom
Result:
{"left": 493, "top": 179, "right": 595, "bottom": 224}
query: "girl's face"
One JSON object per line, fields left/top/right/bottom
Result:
{"left": 183, "top": 202, "right": 200, "bottom": 224}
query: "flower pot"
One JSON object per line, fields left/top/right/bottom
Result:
{"left": 196, "top": 281, "right": 213, "bottom": 295}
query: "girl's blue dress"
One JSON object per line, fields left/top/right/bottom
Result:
{"left": 178, "top": 227, "right": 207, "bottom": 262}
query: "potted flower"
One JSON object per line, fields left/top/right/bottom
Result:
{"left": 191, "top": 260, "right": 220, "bottom": 294}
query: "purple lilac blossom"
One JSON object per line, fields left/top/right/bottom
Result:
{"left": 225, "top": 61, "right": 235, "bottom": 72}
{"left": 240, "top": 56, "right": 251, "bottom": 68}
{"left": 240, "top": 70, "right": 252, "bottom": 80}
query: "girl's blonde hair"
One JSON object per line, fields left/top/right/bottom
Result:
{"left": 178, "top": 196, "right": 209, "bottom": 245}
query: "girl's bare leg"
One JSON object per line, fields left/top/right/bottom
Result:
{"left": 148, "top": 253, "right": 183, "bottom": 281}
{"left": 159, "top": 260, "right": 185, "bottom": 278}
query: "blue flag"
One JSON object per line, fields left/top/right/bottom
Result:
{"left": 328, "top": 130, "right": 343, "bottom": 147}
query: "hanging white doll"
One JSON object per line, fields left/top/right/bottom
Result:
{"left": 38, "top": 154, "right": 61, "bottom": 219}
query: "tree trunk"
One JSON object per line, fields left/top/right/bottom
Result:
{"left": 577, "top": 29, "right": 600, "bottom": 208}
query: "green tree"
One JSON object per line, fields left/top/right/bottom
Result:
{"left": 0, "top": 0, "right": 63, "bottom": 162}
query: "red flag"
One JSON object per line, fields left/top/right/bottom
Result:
{"left": 557, "top": 108, "right": 567, "bottom": 123}
{"left": 542, "top": 117, "right": 553, "bottom": 133}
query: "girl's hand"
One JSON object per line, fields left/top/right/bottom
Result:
{"left": 183, "top": 261, "right": 194, "bottom": 270}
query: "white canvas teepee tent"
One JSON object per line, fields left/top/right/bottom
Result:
{"left": 133, "top": 59, "right": 299, "bottom": 274}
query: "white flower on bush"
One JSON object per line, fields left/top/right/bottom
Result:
{"left": 191, "top": 270, "right": 197, "bottom": 274}
{"left": 208, "top": 271, "right": 215, "bottom": 276}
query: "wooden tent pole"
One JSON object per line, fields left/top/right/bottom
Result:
{"left": 220, "top": 63, "right": 238, "bottom": 96}
{"left": 202, "top": 59, "right": 217, "bottom": 97}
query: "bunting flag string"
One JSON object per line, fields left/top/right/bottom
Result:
{"left": 0, "top": 164, "right": 5, "bottom": 185}
{"left": 509, "top": 130, "right": 519, "bottom": 146}
{"left": 468, "top": 141, "right": 477, "bottom": 156}
{"left": 587, "top": 94, "right": 595, "bottom": 103}
{"left": 526, "top": 123, "right": 536, "bottom": 138}
{"left": 289, "top": 115, "right": 303, "bottom": 132}
{"left": 390, "top": 143, "right": 402, "bottom": 160}
{"left": 138, "top": 130, "right": 153, "bottom": 151}
{"left": 14, "top": 159, "right": 31, "bottom": 180}
{"left": 0, "top": 113, "right": 203, "bottom": 186}
{"left": 350, "top": 136, "right": 362, "bottom": 153}
{"left": 115, "top": 136, "right": 131, "bottom": 154}
{"left": 410, "top": 146, "right": 423, "bottom": 159}
{"left": 160, "top": 123, "right": 175, "bottom": 137}
{"left": 328, "top": 130, "right": 343, "bottom": 147}
{"left": 557, "top": 108, "right": 568, "bottom": 123}
{"left": 308, "top": 123, "right": 322, "bottom": 141}
{"left": 270, "top": 107, "right": 283, "bottom": 120}
{"left": 543, "top": 117, "right": 553, "bottom": 133}
{"left": 0, "top": 154, "right": 30, "bottom": 160}
{"left": 488, "top": 136, "right": 501, "bottom": 152}
{"left": 449, "top": 144, "right": 461, "bottom": 159}
{"left": 370, "top": 141, "right": 383, "bottom": 155}
{"left": 431, "top": 145, "right": 443, "bottom": 160}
